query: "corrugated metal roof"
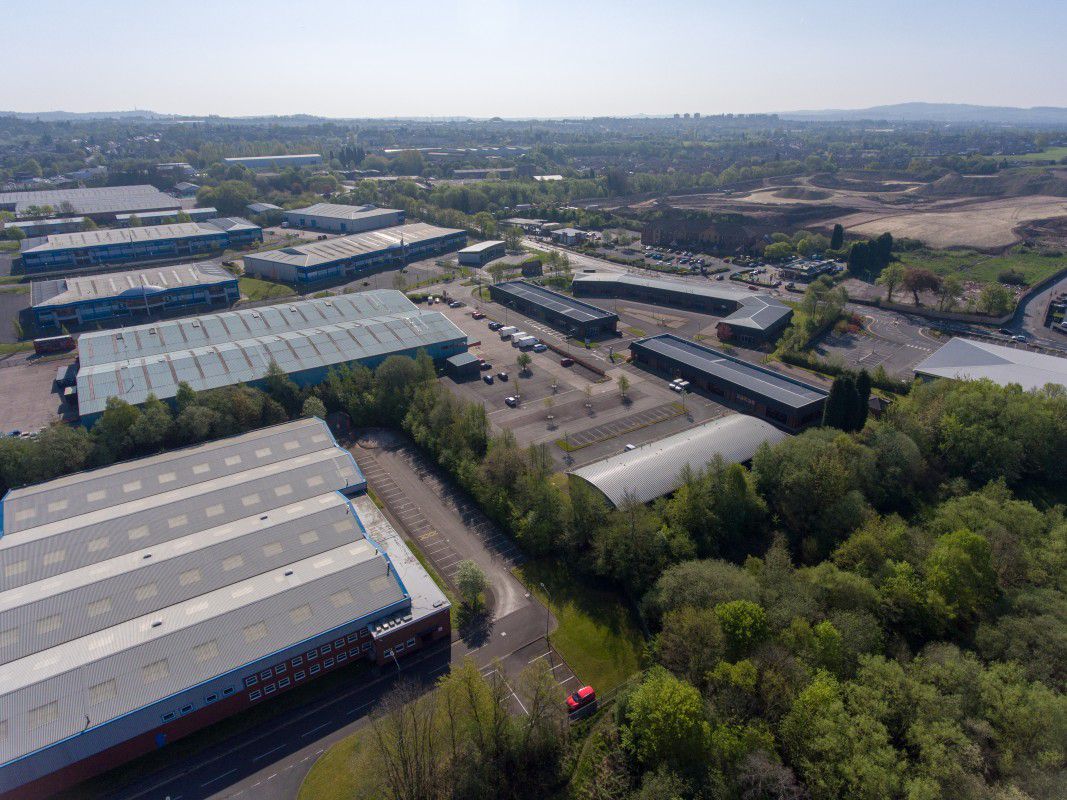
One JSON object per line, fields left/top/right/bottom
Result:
{"left": 568, "top": 414, "right": 789, "bottom": 506}
{"left": 20, "top": 218, "right": 258, "bottom": 255}
{"left": 286, "top": 203, "right": 402, "bottom": 222}
{"left": 0, "top": 185, "right": 177, "bottom": 216}
{"left": 30, "top": 262, "right": 235, "bottom": 308}
{"left": 913, "top": 336, "right": 1067, "bottom": 390}
{"left": 631, "top": 334, "right": 827, "bottom": 409}
{"left": 491, "top": 280, "right": 618, "bottom": 324}
{"left": 113, "top": 208, "right": 217, "bottom": 223}
{"left": 74, "top": 290, "right": 466, "bottom": 417}
{"left": 571, "top": 273, "right": 792, "bottom": 332}
{"left": 459, "top": 240, "right": 504, "bottom": 254}
{"left": 243, "top": 223, "right": 463, "bottom": 269}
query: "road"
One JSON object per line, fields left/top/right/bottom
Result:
{"left": 1012, "top": 271, "right": 1067, "bottom": 349}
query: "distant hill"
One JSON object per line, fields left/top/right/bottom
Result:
{"left": 0, "top": 109, "right": 175, "bottom": 121}
{"left": 782, "top": 103, "right": 1067, "bottom": 125}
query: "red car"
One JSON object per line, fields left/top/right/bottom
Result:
{"left": 567, "top": 685, "right": 596, "bottom": 712}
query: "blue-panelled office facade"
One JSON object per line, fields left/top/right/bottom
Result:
{"left": 33, "top": 279, "right": 240, "bottom": 329}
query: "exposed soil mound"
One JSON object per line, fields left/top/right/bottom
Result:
{"left": 918, "top": 170, "right": 1067, "bottom": 199}
{"left": 772, "top": 187, "right": 832, "bottom": 200}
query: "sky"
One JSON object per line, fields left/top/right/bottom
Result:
{"left": 5, "top": 0, "right": 1067, "bottom": 118}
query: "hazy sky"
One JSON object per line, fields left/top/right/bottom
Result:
{"left": 7, "top": 0, "right": 1066, "bottom": 117}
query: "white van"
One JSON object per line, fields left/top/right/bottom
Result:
{"left": 499, "top": 326, "right": 519, "bottom": 340}
{"left": 510, "top": 332, "right": 529, "bottom": 347}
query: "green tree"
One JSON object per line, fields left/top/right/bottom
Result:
{"left": 937, "top": 273, "right": 964, "bottom": 311}
{"left": 617, "top": 374, "right": 630, "bottom": 400}
{"left": 654, "top": 605, "right": 725, "bottom": 688}
{"left": 903, "top": 268, "right": 941, "bottom": 306}
{"left": 300, "top": 395, "right": 327, "bottom": 419}
{"left": 978, "top": 283, "right": 1015, "bottom": 316}
{"left": 455, "top": 559, "right": 488, "bottom": 610}
{"left": 517, "top": 352, "right": 532, "bottom": 374}
{"left": 924, "top": 529, "right": 997, "bottom": 627}
{"left": 503, "top": 226, "right": 523, "bottom": 251}
{"left": 830, "top": 223, "right": 844, "bottom": 250}
{"left": 714, "top": 600, "right": 768, "bottom": 659}
{"left": 473, "top": 212, "right": 497, "bottom": 239}
{"left": 876, "top": 263, "right": 906, "bottom": 303}
{"left": 621, "top": 667, "right": 710, "bottom": 772}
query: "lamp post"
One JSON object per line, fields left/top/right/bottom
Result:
{"left": 538, "top": 581, "right": 553, "bottom": 669}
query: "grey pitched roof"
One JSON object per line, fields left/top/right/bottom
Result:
{"left": 0, "top": 185, "right": 177, "bottom": 216}
{"left": 30, "top": 262, "right": 235, "bottom": 308}
{"left": 913, "top": 337, "right": 1067, "bottom": 390}
{"left": 243, "top": 223, "right": 463, "bottom": 269}
{"left": 492, "top": 280, "right": 617, "bottom": 324}
{"left": 569, "top": 414, "right": 789, "bottom": 506}
{"left": 286, "top": 203, "right": 402, "bottom": 222}
{"left": 20, "top": 218, "right": 258, "bottom": 254}
{"left": 459, "top": 240, "right": 505, "bottom": 254}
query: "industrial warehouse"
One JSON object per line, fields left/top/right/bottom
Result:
{"left": 3, "top": 217, "right": 86, "bottom": 238}
{"left": 570, "top": 272, "right": 793, "bottom": 345}
{"left": 629, "top": 334, "right": 828, "bottom": 429}
{"left": 913, "top": 336, "right": 1067, "bottom": 391}
{"left": 0, "top": 417, "right": 450, "bottom": 799}
{"left": 568, "top": 414, "right": 789, "bottom": 507}
{"left": 30, "top": 262, "right": 239, "bottom": 329}
{"left": 487, "top": 280, "right": 619, "bottom": 338}
{"left": 283, "top": 203, "right": 405, "bottom": 233}
{"left": 0, "top": 185, "right": 179, "bottom": 221}
{"left": 73, "top": 289, "right": 468, "bottom": 421}
{"left": 19, "top": 218, "right": 262, "bottom": 273}
{"left": 115, "top": 207, "right": 219, "bottom": 226}
{"left": 241, "top": 222, "right": 466, "bottom": 285}
{"left": 457, "top": 239, "right": 505, "bottom": 266}
{"left": 223, "top": 154, "right": 322, "bottom": 170}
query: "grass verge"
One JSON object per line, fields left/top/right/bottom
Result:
{"left": 298, "top": 726, "right": 382, "bottom": 800}
{"left": 0, "top": 342, "right": 33, "bottom": 355}
{"left": 513, "top": 559, "right": 644, "bottom": 693}
{"left": 894, "top": 246, "right": 1067, "bottom": 287}
{"left": 238, "top": 276, "right": 297, "bottom": 301}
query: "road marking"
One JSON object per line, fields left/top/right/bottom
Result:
{"left": 200, "top": 769, "right": 236, "bottom": 787}
{"left": 253, "top": 745, "right": 285, "bottom": 762}
{"left": 528, "top": 651, "right": 552, "bottom": 664}
{"left": 301, "top": 722, "right": 331, "bottom": 738}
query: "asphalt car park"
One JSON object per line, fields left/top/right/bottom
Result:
{"left": 815, "top": 306, "right": 940, "bottom": 377}
{"left": 0, "top": 354, "right": 73, "bottom": 433}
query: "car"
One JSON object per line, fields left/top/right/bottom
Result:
{"left": 471, "top": 311, "right": 485, "bottom": 320}
{"left": 623, "top": 443, "right": 637, "bottom": 451}
{"left": 487, "top": 321, "right": 503, "bottom": 331}
{"left": 532, "top": 343, "right": 548, "bottom": 353}
{"left": 999, "top": 327, "right": 1013, "bottom": 336}
{"left": 1012, "top": 334, "right": 1029, "bottom": 342}
{"left": 716, "top": 274, "right": 725, "bottom": 281}
{"left": 567, "top": 685, "right": 596, "bottom": 712}
{"left": 482, "top": 374, "right": 494, "bottom": 385}
{"left": 560, "top": 357, "right": 575, "bottom": 367}
{"left": 497, "top": 371, "right": 509, "bottom": 381}
{"left": 480, "top": 361, "right": 493, "bottom": 371}
{"left": 448, "top": 301, "right": 465, "bottom": 308}
{"left": 504, "top": 396, "right": 519, "bottom": 408}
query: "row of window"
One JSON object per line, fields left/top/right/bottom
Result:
{"left": 160, "top": 685, "right": 235, "bottom": 724}
{"left": 248, "top": 644, "right": 372, "bottom": 701}
{"left": 382, "top": 638, "right": 418, "bottom": 660}
{"left": 243, "top": 630, "right": 373, "bottom": 689}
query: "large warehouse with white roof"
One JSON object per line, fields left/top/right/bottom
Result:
{"left": 0, "top": 417, "right": 450, "bottom": 799}
{"left": 73, "top": 289, "right": 468, "bottom": 421}
{"left": 0, "top": 185, "right": 178, "bottom": 221}
{"left": 568, "top": 414, "right": 789, "bottom": 507}
{"left": 283, "top": 203, "right": 405, "bottom": 234}
{"left": 242, "top": 222, "right": 466, "bottom": 285}
{"left": 913, "top": 337, "right": 1067, "bottom": 391}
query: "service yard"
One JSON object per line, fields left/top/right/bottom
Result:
{"left": 814, "top": 306, "right": 941, "bottom": 377}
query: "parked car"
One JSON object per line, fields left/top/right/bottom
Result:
{"left": 623, "top": 443, "right": 637, "bottom": 451}
{"left": 497, "top": 371, "right": 509, "bottom": 381}
{"left": 483, "top": 374, "right": 494, "bottom": 385}
{"left": 487, "top": 321, "right": 502, "bottom": 330}
{"left": 532, "top": 343, "right": 548, "bottom": 353}
{"left": 567, "top": 685, "right": 596, "bottom": 712}
{"left": 471, "top": 311, "right": 485, "bottom": 320}
{"left": 480, "top": 361, "right": 493, "bottom": 371}
{"left": 448, "top": 301, "right": 465, "bottom": 308}
{"left": 504, "top": 396, "right": 519, "bottom": 408}
{"left": 560, "top": 357, "right": 575, "bottom": 367}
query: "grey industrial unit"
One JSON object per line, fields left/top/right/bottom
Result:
{"left": 487, "top": 280, "right": 618, "bottom": 338}
{"left": 457, "top": 240, "right": 505, "bottom": 266}
{"left": 19, "top": 218, "right": 262, "bottom": 273}
{"left": 4, "top": 217, "right": 86, "bottom": 238}
{"left": 629, "top": 334, "right": 827, "bottom": 429}
{"left": 115, "top": 207, "right": 218, "bottom": 226}
{"left": 0, "top": 185, "right": 179, "bottom": 221}
{"left": 445, "top": 351, "right": 481, "bottom": 380}
{"left": 283, "top": 203, "right": 405, "bottom": 234}
{"left": 30, "top": 262, "right": 240, "bottom": 329}
{"left": 242, "top": 223, "right": 466, "bottom": 286}
{"left": 0, "top": 418, "right": 450, "bottom": 799}
{"left": 74, "top": 289, "right": 468, "bottom": 422}
{"left": 223, "top": 154, "right": 322, "bottom": 170}
{"left": 568, "top": 415, "right": 789, "bottom": 507}
{"left": 571, "top": 273, "right": 793, "bottom": 345}
{"left": 913, "top": 336, "right": 1067, "bottom": 390}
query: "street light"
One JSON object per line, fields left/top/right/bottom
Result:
{"left": 538, "top": 581, "right": 553, "bottom": 668}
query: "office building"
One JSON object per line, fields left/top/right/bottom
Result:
{"left": 457, "top": 240, "right": 505, "bottom": 266}
{"left": 283, "top": 203, "right": 405, "bottom": 234}
{"left": 487, "top": 280, "right": 618, "bottom": 338}
{"left": 74, "top": 290, "right": 467, "bottom": 421}
{"left": 19, "top": 218, "right": 262, "bottom": 273}
{"left": 0, "top": 418, "right": 450, "bottom": 799}
{"left": 30, "top": 262, "right": 239, "bottom": 329}
{"left": 242, "top": 223, "right": 465, "bottom": 285}
{"left": 629, "top": 334, "right": 827, "bottom": 429}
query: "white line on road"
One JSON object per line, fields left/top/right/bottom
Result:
{"left": 252, "top": 744, "right": 285, "bottom": 762}
{"left": 527, "top": 651, "right": 552, "bottom": 664}
{"left": 301, "top": 722, "right": 331, "bottom": 738}
{"left": 200, "top": 769, "right": 236, "bottom": 787}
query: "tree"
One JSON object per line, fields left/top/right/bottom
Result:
{"left": 830, "top": 223, "right": 844, "bottom": 251}
{"left": 655, "top": 606, "right": 724, "bottom": 688}
{"left": 1, "top": 226, "right": 24, "bottom": 242}
{"left": 822, "top": 373, "right": 855, "bottom": 430}
{"left": 264, "top": 361, "right": 302, "bottom": 416}
{"left": 370, "top": 683, "right": 444, "bottom": 800}
{"left": 876, "top": 263, "right": 906, "bottom": 303}
{"left": 504, "top": 226, "right": 523, "bottom": 252}
{"left": 937, "top": 273, "right": 964, "bottom": 311}
{"left": 488, "top": 262, "right": 506, "bottom": 285}
{"left": 715, "top": 600, "right": 769, "bottom": 659}
{"left": 456, "top": 560, "right": 488, "bottom": 610}
{"left": 300, "top": 395, "right": 327, "bottom": 419}
{"left": 902, "top": 268, "right": 941, "bottom": 306}
{"left": 847, "top": 241, "right": 869, "bottom": 277}
{"left": 517, "top": 352, "right": 532, "bottom": 375}
{"left": 126, "top": 214, "right": 142, "bottom": 228}
{"left": 924, "top": 529, "right": 997, "bottom": 626}
{"left": 473, "top": 212, "right": 497, "bottom": 239}
{"left": 621, "top": 667, "right": 710, "bottom": 773}
{"left": 978, "top": 283, "right": 1015, "bottom": 316}
{"left": 617, "top": 374, "right": 630, "bottom": 400}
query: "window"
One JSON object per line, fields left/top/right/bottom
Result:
{"left": 241, "top": 493, "right": 261, "bottom": 507}
{"left": 324, "top": 657, "right": 335, "bottom": 668}
{"left": 349, "top": 648, "right": 359, "bottom": 658}
{"left": 309, "top": 664, "right": 321, "bottom": 676}
{"left": 180, "top": 704, "right": 193, "bottom": 715}
{"left": 290, "top": 604, "right": 312, "bottom": 624}
{"left": 89, "top": 679, "right": 117, "bottom": 705}
{"left": 260, "top": 669, "right": 272, "bottom": 680}
{"left": 291, "top": 655, "right": 304, "bottom": 667}
{"left": 222, "top": 554, "right": 244, "bottom": 571}
{"left": 346, "top": 633, "right": 359, "bottom": 644}
{"left": 249, "top": 690, "right": 262, "bottom": 701}
{"left": 295, "top": 670, "right": 306, "bottom": 681}
{"left": 244, "top": 675, "right": 258, "bottom": 687}
{"left": 179, "top": 568, "right": 202, "bottom": 587}
{"left": 193, "top": 640, "right": 220, "bottom": 663}
{"left": 264, "top": 684, "right": 276, "bottom": 695}
{"left": 321, "top": 643, "right": 332, "bottom": 654}
{"left": 307, "top": 648, "right": 318, "bottom": 660}
{"left": 362, "top": 643, "right": 372, "bottom": 652}
{"left": 407, "top": 638, "right": 416, "bottom": 648}
{"left": 28, "top": 702, "right": 59, "bottom": 729}
{"left": 275, "top": 663, "right": 287, "bottom": 675}
{"left": 4, "top": 561, "right": 27, "bottom": 578}
{"left": 143, "top": 659, "right": 170, "bottom": 684}
{"left": 263, "top": 541, "right": 283, "bottom": 557}
{"left": 333, "top": 638, "right": 345, "bottom": 650}
{"left": 243, "top": 622, "right": 268, "bottom": 643}
{"left": 135, "top": 583, "right": 158, "bottom": 602}
{"left": 299, "top": 531, "right": 320, "bottom": 545}
{"left": 395, "top": 643, "right": 405, "bottom": 653}
{"left": 205, "top": 694, "right": 218, "bottom": 704}
{"left": 278, "top": 677, "right": 291, "bottom": 689}
{"left": 43, "top": 549, "right": 66, "bottom": 567}
{"left": 330, "top": 590, "right": 353, "bottom": 608}
{"left": 88, "top": 536, "right": 109, "bottom": 552}
{"left": 36, "top": 615, "right": 61, "bottom": 635}
{"left": 337, "top": 652, "right": 347, "bottom": 663}
{"left": 162, "top": 712, "right": 177, "bottom": 722}
{"left": 223, "top": 686, "right": 234, "bottom": 696}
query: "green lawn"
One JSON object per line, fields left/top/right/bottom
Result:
{"left": 1004, "top": 146, "right": 1067, "bottom": 163}
{"left": 894, "top": 247, "right": 1067, "bottom": 286}
{"left": 238, "top": 276, "right": 296, "bottom": 301}
{"left": 298, "top": 726, "right": 384, "bottom": 800}
{"left": 513, "top": 559, "right": 644, "bottom": 693}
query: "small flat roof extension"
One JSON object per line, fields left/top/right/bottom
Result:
{"left": 632, "top": 334, "right": 827, "bottom": 409}
{"left": 30, "top": 262, "right": 236, "bottom": 308}
{"left": 459, "top": 240, "right": 504, "bottom": 254}
{"left": 492, "top": 280, "right": 617, "bottom": 324}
